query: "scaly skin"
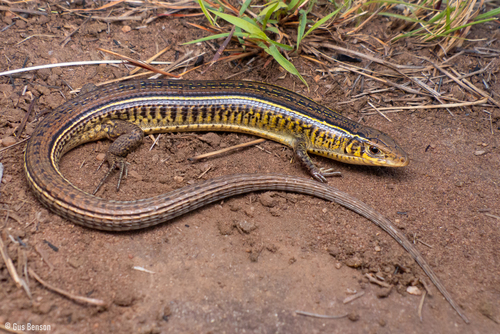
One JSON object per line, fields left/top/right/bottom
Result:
{"left": 23, "top": 80, "right": 466, "bottom": 322}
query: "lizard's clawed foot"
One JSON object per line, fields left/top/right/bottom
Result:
{"left": 310, "top": 168, "right": 342, "bottom": 183}
{"left": 93, "top": 155, "right": 129, "bottom": 195}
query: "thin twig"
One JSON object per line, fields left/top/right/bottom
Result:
{"left": 365, "top": 273, "right": 391, "bottom": 288}
{"left": 343, "top": 291, "right": 365, "bottom": 304}
{"left": 417, "top": 56, "right": 500, "bottom": 109}
{"left": 310, "top": 42, "right": 426, "bottom": 71}
{"left": 29, "top": 268, "right": 107, "bottom": 306}
{"left": 0, "top": 137, "right": 30, "bottom": 154}
{"left": 203, "top": 25, "right": 235, "bottom": 74}
{"left": 0, "top": 60, "right": 172, "bottom": 77}
{"left": 149, "top": 134, "right": 161, "bottom": 151}
{"left": 295, "top": 310, "right": 348, "bottom": 319}
{"left": 14, "top": 97, "right": 37, "bottom": 138}
{"left": 367, "top": 101, "right": 392, "bottom": 122}
{"left": 98, "top": 48, "right": 180, "bottom": 78}
{"left": 61, "top": 15, "right": 91, "bottom": 47}
{"left": 149, "top": 50, "right": 194, "bottom": 79}
{"left": 189, "top": 139, "right": 266, "bottom": 162}
{"left": 418, "top": 290, "right": 427, "bottom": 322}
{"left": 129, "top": 44, "right": 172, "bottom": 75}
{"left": 0, "top": 5, "right": 47, "bottom": 15}
{"left": 0, "top": 235, "right": 31, "bottom": 298}
{"left": 417, "top": 239, "right": 434, "bottom": 249}
{"left": 484, "top": 213, "right": 500, "bottom": 220}
{"left": 312, "top": 48, "right": 423, "bottom": 96}
{"left": 371, "top": 98, "right": 488, "bottom": 111}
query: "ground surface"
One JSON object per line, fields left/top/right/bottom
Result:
{"left": 0, "top": 3, "right": 500, "bottom": 334}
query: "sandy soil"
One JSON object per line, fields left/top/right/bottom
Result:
{"left": 0, "top": 4, "right": 499, "bottom": 334}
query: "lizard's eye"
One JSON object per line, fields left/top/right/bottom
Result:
{"left": 369, "top": 146, "right": 380, "bottom": 155}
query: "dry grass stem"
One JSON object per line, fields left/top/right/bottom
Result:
{"left": 295, "top": 310, "right": 348, "bottom": 319}
{"left": 190, "top": 139, "right": 266, "bottom": 162}
{"left": 0, "top": 235, "right": 31, "bottom": 298}
{"left": 343, "top": 291, "right": 365, "bottom": 304}
{"left": 368, "top": 101, "right": 392, "bottom": 122}
{"left": 98, "top": 48, "right": 180, "bottom": 78}
{"left": 418, "top": 290, "right": 427, "bottom": 322}
{"left": 129, "top": 45, "right": 172, "bottom": 75}
{"left": 29, "top": 268, "right": 107, "bottom": 306}
{"left": 369, "top": 97, "right": 488, "bottom": 111}
{"left": 418, "top": 56, "right": 500, "bottom": 109}
{"left": 365, "top": 273, "right": 391, "bottom": 288}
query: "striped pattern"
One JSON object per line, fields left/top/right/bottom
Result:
{"left": 25, "top": 79, "right": 408, "bottom": 229}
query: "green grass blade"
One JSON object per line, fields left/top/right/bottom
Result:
{"left": 239, "top": 0, "right": 252, "bottom": 17}
{"left": 262, "top": 2, "right": 280, "bottom": 30}
{"left": 391, "top": 10, "right": 447, "bottom": 42}
{"left": 441, "top": 18, "right": 497, "bottom": 36}
{"left": 297, "top": 9, "right": 308, "bottom": 48}
{"left": 364, "top": 0, "right": 435, "bottom": 11}
{"left": 266, "top": 26, "right": 280, "bottom": 34}
{"left": 379, "top": 12, "right": 422, "bottom": 23}
{"left": 183, "top": 32, "right": 250, "bottom": 45}
{"left": 260, "top": 43, "right": 307, "bottom": 86}
{"left": 287, "top": 0, "right": 304, "bottom": 11}
{"left": 259, "top": 1, "right": 287, "bottom": 18}
{"left": 197, "top": 0, "right": 214, "bottom": 26}
{"left": 268, "top": 40, "right": 294, "bottom": 51}
{"left": 235, "top": 26, "right": 246, "bottom": 48}
{"left": 302, "top": 4, "right": 343, "bottom": 39}
{"left": 445, "top": 5, "right": 451, "bottom": 32}
{"left": 474, "top": 7, "right": 500, "bottom": 21}
{"left": 210, "top": 9, "right": 270, "bottom": 41}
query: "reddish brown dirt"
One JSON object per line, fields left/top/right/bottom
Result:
{"left": 1, "top": 5, "right": 500, "bottom": 334}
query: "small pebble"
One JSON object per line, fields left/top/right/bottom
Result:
{"left": 174, "top": 176, "right": 183, "bottom": 183}
{"left": 376, "top": 286, "right": 392, "bottom": 298}
{"left": 217, "top": 221, "right": 233, "bottom": 235}
{"left": 406, "top": 286, "right": 422, "bottom": 295}
{"left": 348, "top": 312, "right": 360, "bottom": 322}
{"left": 474, "top": 150, "right": 486, "bottom": 156}
{"left": 1, "top": 136, "right": 16, "bottom": 147}
{"left": 96, "top": 153, "right": 106, "bottom": 161}
{"left": 67, "top": 257, "right": 83, "bottom": 269}
{"left": 375, "top": 246, "right": 381, "bottom": 252}
{"left": 228, "top": 202, "right": 241, "bottom": 212}
{"left": 2, "top": 175, "right": 12, "bottom": 183}
{"left": 114, "top": 289, "right": 137, "bottom": 307}
{"left": 121, "top": 25, "right": 132, "bottom": 33}
{"left": 327, "top": 246, "right": 340, "bottom": 257}
{"left": 236, "top": 220, "right": 257, "bottom": 233}
{"left": 259, "top": 192, "right": 276, "bottom": 208}
{"left": 345, "top": 257, "right": 362, "bottom": 268}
